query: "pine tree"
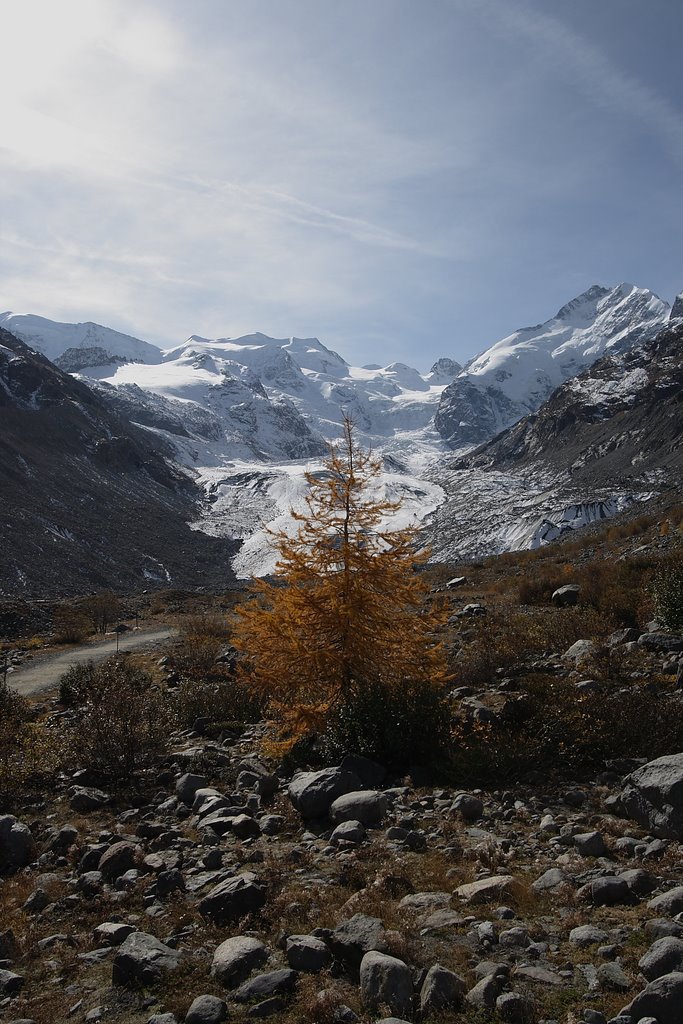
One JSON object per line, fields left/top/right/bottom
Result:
{"left": 232, "top": 417, "right": 451, "bottom": 753}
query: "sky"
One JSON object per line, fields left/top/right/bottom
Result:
{"left": 2, "top": 0, "right": 682, "bottom": 370}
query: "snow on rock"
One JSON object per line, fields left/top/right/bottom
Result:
{"left": 0, "top": 312, "right": 162, "bottom": 366}
{"left": 434, "top": 283, "right": 669, "bottom": 447}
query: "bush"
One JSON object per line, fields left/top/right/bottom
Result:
{"left": 653, "top": 552, "right": 683, "bottom": 630}
{"left": 65, "top": 656, "right": 172, "bottom": 780}
{"left": 59, "top": 660, "right": 97, "bottom": 705}
{"left": 320, "top": 679, "right": 451, "bottom": 771}
{"left": 52, "top": 604, "right": 90, "bottom": 644}
{"left": 0, "top": 686, "right": 63, "bottom": 806}
{"left": 174, "top": 676, "right": 263, "bottom": 733}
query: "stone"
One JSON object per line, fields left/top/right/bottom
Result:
{"left": 329, "top": 791, "right": 387, "bottom": 827}
{"left": 467, "top": 973, "right": 505, "bottom": 1009}
{"left": 618, "top": 869, "right": 658, "bottom": 896}
{"left": 0, "top": 969, "right": 25, "bottom": 994}
{"left": 330, "top": 914, "right": 388, "bottom": 972}
{"left": 620, "top": 753, "right": 683, "bottom": 839}
{"left": 452, "top": 793, "right": 484, "bottom": 821}
{"left": 589, "top": 877, "right": 635, "bottom": 907}
{"left": 69, "top": 787, "right": 110, "bottom": 812}
{"left": 532, "top": 868, "right": 569, "bottom": 892}
{"left": 419, "top": 964, "right": 466, "bottom": 1014}
{"left": 638, "top": 633, "right": 683, "bottom": 652}
{"left": 112, "top": 932, "right": 181, "bottom": 986}
{"left": 648, "top": 887, "right": 683, "bottom": 917}
{"left": 176, "top": 773, "right": 209, "bottom": 806}
{"left": 552, "top": 584, "right": 580, "bottom": 607}
{"left": 288, "top": 767, "right": 362, "bottom": 818}
{"left": 233, "top": 968, "right": 297, "bottom": 1003}
{"left": 639, "top": 937, "right": 683, "bottom": 981}
{"left": 198, "top": 873, "right": 267, "bottom": 925}
{"left": 456, "top": 875, "right": 519, "bottom": 904}
{"left": 569, "top": 925, "right": 610, "bottom": 947}
{"left": 496, "top": 992, "right": 533, "bottom": 1022}
{"left": 340, "top": 753, "right": 386, "bottom": 789}
{"left": 286, "top": 934, "right": 330, "bottom": 972}
{"left": 564, "top": 639, "right": 595, "bottom": 661}
{"left": 211, "top": 935, "right": 268, "bottom": 986}
{"left": 359, "top": 951, "right": 413, "bottom": 1017}
{"left": 232, "top": 814, "right": 261, "bottom": 840}
{"left": 597, "top": 962, "right": 630, "bottom": 991}
{"left": 93, "top": 922, "right": 136, "bottom": 947}
{"left": 184, "top": 995, "right": 228, "bottom": 1024}
{"left": 0, "top": 815, "right": 36, "bottom": 872}
{"left": 574, "top": 831, "right": 607, "bottom": 857}
{"left": 619, "top": 970, "right": 683, "bottom": 1024}
{"left": 98, "top": 842, "right": 139, "bottom": 880}
{"left": 330, "top": 820, "right": 366, "bottom": 844}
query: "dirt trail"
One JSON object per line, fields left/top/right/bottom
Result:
{"left": 6, "top": 627, "right": 178, "bottom": 696}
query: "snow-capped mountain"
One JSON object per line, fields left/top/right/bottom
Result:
{"left": 0, "top": 311, "right": 162, "bottom": 367}
{"left": 434, "top": 283, "right": 670, "bottom": 448}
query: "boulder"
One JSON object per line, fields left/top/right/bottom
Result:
{"left": 198, "top": 873, "right": 266, "bottom": 925}
{"left": 233, "top": 968, "right": 297, "bottom": 1003}
{"left": 329, "top": 791, "right": 387, "bottom": 827}
{"left": 98, "top": 842, "right": 139, "bottom": 881}
{"left": 552, "top": 584, "right": 580, "bottom": 607}
{"left": 211, "top": 935, "right": 268, "bottom": 986}
{"left": 619, "top": 970, "right": 683, "bottom": 1024}
{"left": 0, "top": 968, "right": 25, "bottom": 994}
{"left": 184, "top": 995, "right": 228, "bottom": 1024}
{"left": 176, "top": 773, "right": 209, "bottom": 806}
{"left": 452, "top": 793, "right": 483, "bottom": 820}
{"left": 112, "top": 932, "right": 181, "bottom": 987}
{"left": 0, "top": 816, "right": 36, "bottom": 873}
{"left": 288, "top": 767, "right": 361, "bottom": 818}
{"left": 360, "top": 951, "right": 413, "bottom": 1017}
{"left": 648, "top": 887, "right": 683, "bottom": 917}
{"left": 619, "top": 753, "right": 683, "bottom": 838}
{"left": 93, "top": 922, "right": 136, "bottom": 947}
{"left": 329, "top": 914, "right": 388, "bottom": 973}
{"left": 639, "top": 937, "right": 683, "bottom": 981}
{"left": 456, "top": 875, "right": 519, "bottom": 905}
{"left": 330, "top": 819, "right": 366, "bottom": 844}
{"left": 285, "top": 935, "right": 330, "bottom": 973}
{"left": 419, "top": 964, "right": 466, "bottom": 1013}
{"left": 69, "top": 787, "right": 110, "bottom": 812}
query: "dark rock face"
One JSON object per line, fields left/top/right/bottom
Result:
{"left": 0, "top": 328, "right": 239, "bottom": 597}
{"left": 111, "top": 932, "right": 181, "bottom": 986}
{"left": 434, "top": 376, "right": 523, "bottom": 448}
{"left": 620, "top": 754, "right": 683, "bottom": 839}
{"left": 197, "top": 873, "right": 267, "bottom": 925}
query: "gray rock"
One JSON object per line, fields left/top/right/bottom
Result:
{"left": 147, "top": 1016, "right": 179, "bottom": 1024}
{"left": 570, "top": 925, "right": 610, "bottom": 947}
{"left": 176, "top": 773, "right": 209, "bottom": 806}
{"left": 198, "top": 873, "right": 266, "bottom": 925}
{"left": 648, "top": 887, "right": 683, "bottom": 917}
{"left": 69, "top": 787, "right": 110, "bottom": 812}
{"left": 620, "top": 753, "right": 683, "bottom": 839}
{"left": 552, "top": 584, "right": 580, "bottom": 607}
{"left": 452, "top": 793, "right": 484, "bottom": 821}
{"left": 466, "top": 973, "right": 504, "bottom": 1009}
{"left": 211, "top": 935, "right": 268, "bottom": 986}
{"left": 286, "top": 935, "right": 330, "bottom": 973}
{"left": 589, "top": 877, "right": 635, "bottom": 907}
{"left": 619, "top": 970, "right": 683, "bottom": 1024}
{"left": 232, "top": 814, "right": 261, "bottom": 840}
{"left": 98, "top": 841, "right": 139, "bottom": 880}
{"left": 496, "top": 992, "right": 533, "bottom": 1022}
{"left": 532, "top": 868, "right": 569, "bottom": 892}
{"left": 456, "top": 875, "right": 518, "bottom": 904}
{"left": 329, "top": 791, "right": 387, "bottom": 827}
{"left": 93, "top": 922, "right": 136, "bottom": 947}
{"left": 330, "top": 914, "right": 388, "bottom": 972}
{"left": 0, "top": 816, "right": 36, "bottom": 872}
{"left": 112, "top": 932, "right": 181, "bottom": 986}
{"left": 419, "top": 964, "right": 466, "bottom": 1014}
{"left": 564, "top": 639, "right": 595, "bottom": 661}
{"left": 330, "top": 819, "right": 366, "bottom": 844}
{"left": 574, "top": 831, "right": 607, "bottom": 857}
{"left": 618, "top": 869, "right": 658, "bottom": 896}
{"left": 0, "top": 969, "right": 25, "bottom": 994}
{"left": 233, "top": 968, "right": 297, "bottom": 1003}
{"left": 360, "top": 951, "right": 413, "bottom": 1017}
{"left": 185, "top": 995, "right": 228, "bottom": 1024}
{"left": 639, "top": 937, "right": 683, "bottom": 981}
{"left": 288, "top": 767, "right": 361, "bottom": 818}
{"left": 638, "top": 633, "right": 683, "bottom": 652}
{"left": 597, "top": 962, "right": 630, "bottom": 991}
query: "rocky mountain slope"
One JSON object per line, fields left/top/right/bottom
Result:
{"left": 425, "top": 315, "right": 683, "bottom": 561}
{"left": 0, "top": 328, "right": 239, "bottom": 597}
{"left": 434, "top": 284, "right": 670, "bottom": 449}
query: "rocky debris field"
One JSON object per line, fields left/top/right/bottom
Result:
{"left": 3, "top": 704, "right": 683, "bottom": 1024}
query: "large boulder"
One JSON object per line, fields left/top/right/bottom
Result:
{"left": 420, "top": 964, "right": 467, "bottom": 1014}
{"left": 198, "top": 873, "right": 266, "bottom": 925}
{"left": 619, "top": 753, "right": 683, "bottom": 839}
{"left": 98, "top": 841, "right": 140, "bottom": 881}
{"left": 640, "top": 937, "right": 683, "bottom": 981}
{"left": 552, "top": 584, "right": 580, "bottom": 607}
{"left": 112, "top": 932, "right": 181, "bottom": 987}
{"left": 288, "top": 767, "right": 361, "bottom": 818}
{"left": 360, "top": 951, "right": 413, "bottom": 1017}
{"left": 619, "top": 971, "right": 683, "bottom": 1024}
{"left": 329, "top": 914, "right": 388, "bottom": 973}
{"left": 211, "top": 935, "right": 268, "bottom": 986}
{"left": 0, "top": 816, "right": 36, "bottom": 873}
{"left": 329, "top": 791, "right": 387, "bottom": 827}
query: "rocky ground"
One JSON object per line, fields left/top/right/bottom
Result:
{"left": 2, "top": 683, "right": 683, "bottom": 1024}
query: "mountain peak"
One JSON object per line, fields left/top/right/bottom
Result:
{"left": 555, "top": 285, "right": 610, "bottom": 321}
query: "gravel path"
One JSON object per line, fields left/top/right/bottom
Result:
{"left": 6, "top": 627, "right": 178, "bottom": 696}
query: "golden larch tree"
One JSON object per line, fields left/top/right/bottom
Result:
{"left": 232, "top": 417, "right": 451, "bottom": 752}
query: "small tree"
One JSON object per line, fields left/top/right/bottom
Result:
{"left": 232, "top": 417, "right": 451, "bottom": 757}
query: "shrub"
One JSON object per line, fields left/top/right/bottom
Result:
{"left": 59, "top": 660, "right": 97, "bottom": 705}
{"left": 653, "top": 552, "right": 683, "bottom": 630}
{"left": 87, "top": 591, "right": 121, "bottom": 634}
{"left": 0, "top": 686, "right": 64, "bottom": 806}
{"left": 321, "top": 678, "right": 451, "bottom": 771}
{"left": 174, "top": 676, "right": 263, "bottom": 733}
{"left": 52, "top": 604, "right": 90, "bottom": 644}
{"left": 65, "top": 656, "right": 172, "bottom": 779}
